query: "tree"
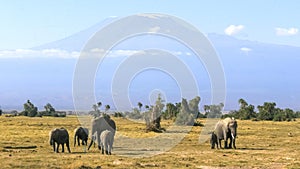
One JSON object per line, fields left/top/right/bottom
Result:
{"left": 175, "top": 96, "right": 201, "bottom": 125}
{"left": 204, "top": 103, "right": 223, "bottom": 118}
{"left": 44, "top": 103, "right": 55, "bottom": 113}
{"left": 0, "top": 106, "right": 2, "bottom": 116}
{"left": 137, "top": 102, "right": 143, "bottom": 111}
{"left": 162, "top": 103, "right": 179, "bottom": 120}
{"left": 105, "top": 105, "right": 110, "bottom": 112}
{"left": 235, "top": 99, "right": 256, "bottom": 120}
{"left": 238, "top": 98, "right": 248, "bottom": 109}
{"left": 90, "top": 101, "right": 102, "bottom": 118}
{"left": 23, "top": 100, "right": 38, "bottom": 117}
{"left": 257, "top": 102, "right": 276, "bottom": 120}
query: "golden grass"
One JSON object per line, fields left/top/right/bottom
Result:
{"left": 0, "top": 115, "right": 299, "bottom": 169}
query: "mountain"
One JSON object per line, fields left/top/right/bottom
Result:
{"left": 1, "top": 16, "right": 300, "bottom": 111}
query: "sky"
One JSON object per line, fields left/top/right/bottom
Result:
{"left": 1, "top": 0, "right": 300, "bottom": 50}
{"left": 1, "top": 1, "right": 300, "bottom": 111}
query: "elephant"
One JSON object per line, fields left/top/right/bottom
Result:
{"left": 210, "top": 132, "right": 219, "bottom": 149}
{"left": 88, "top": 115, "right": 116, "bottom": 151}
{"left": 74, "top": 127, "right": 89, "bottom": 147}
{"left": 49, "top": 128, "right": 71, "bottom": 153}
{"left": 213, "top": 117, "right": 237, "bottom": 149}
{"left": 100, "top": 130, "right": 114, "bottom": 155}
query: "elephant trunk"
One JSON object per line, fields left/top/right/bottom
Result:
{"left": 231, "top": 133, "right": 235, "bottom": 140}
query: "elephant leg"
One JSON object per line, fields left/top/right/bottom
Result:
{"left": 224, "top": 140, "right": 228, "bottom": 149}
{"left": 77, "top": 137, "right": 80, "bottom": 146}
{"left": 108, "top": 144, "right": 111, "bottom": 155}
{"left": 66, "top": 141, "right": 71, "bottom": 153}
{"left": 53, "top": 142, "right": 56, "bottom": 152}
{"left": 84, "top": 138, "right": 88, "bottom": 146}
{"left": 233, "top": 139, "right": 236, "bottom": 149}
{"left": 219, "top": 139, "right": 222, "bottom": 149}
{"left": 56, "top": 144, "right": 60, "bottom": 153}
{"left": 62, "top": 143, "right": 65, "bottom": 153}
{"left": 97, "top": 133, "right": 102, "bottom": 150}
{"left": 101, "top": 143, "right": 104, "bottom": 154}
{"left": 228, "top": 137, "right": 233, "bottom": 149}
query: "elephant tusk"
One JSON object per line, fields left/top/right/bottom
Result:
{"left": 231, "top": 133, "right": 235, "bottom": 139}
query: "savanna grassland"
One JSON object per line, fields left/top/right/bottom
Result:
{"left": 0, "top": 115, "right": 299, "bottom": 169}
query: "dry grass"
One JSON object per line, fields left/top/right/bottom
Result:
{"left": 0, "top": 115, "right": 299, "bottom": 169}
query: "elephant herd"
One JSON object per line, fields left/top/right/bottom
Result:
{"left": 49, "top": 116, "right": 237, "bottom": 154}
{"left": 49, "top": 115, "right": 116, "bottom": 154}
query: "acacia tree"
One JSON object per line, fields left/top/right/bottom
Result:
{"left": 137, "top": 102, "right": 143, "bottom": 111}
{"left": 235, "top": 98, "right": 256, "bottom": 120}
{"left": 23, "top": 100, "right": 38, "bottom": 117}
{"left": 90, "top": 101, "right": 102, "bottom": 118}
{"left": 257, "top": 102, "right": 277, "bottom": 120}
{"left": 105, "top": 105, "right": 110, "bottom": 112}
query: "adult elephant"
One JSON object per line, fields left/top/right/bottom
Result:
{"left": 214, "top": 117, "right": 237, "bottom": 149}
{"left": 87, "top": 115, "right": 116, "bottom": 150}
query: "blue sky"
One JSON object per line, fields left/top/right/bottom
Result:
{"left": 1, "top": 1, "right": 300, "bottom": 111}
{"left": 1, "top": 0, "right": 300, "bottom": 50}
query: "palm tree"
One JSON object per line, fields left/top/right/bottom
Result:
{"left": 97, "top": 102, "right": 102, "bottom": 108}
{"left": 105, "top": 105, "right": 110, "bottom": 112}
{"left": 92, "top": 104, "right": 98, "bottom": 112}
{"left": 137, "top": 102, "right": 143, "bottom": 111}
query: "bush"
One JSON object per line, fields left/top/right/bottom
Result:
{"left": 114, "top": 112, "right": 124, "bottom": 118}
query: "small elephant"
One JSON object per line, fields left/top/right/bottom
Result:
{"left": 74, "top": 127, "right": 89, "bottom": 147}
{"left": 210, "top": 132, "right": 219, "bottom": 149}
{"left": 49, "top": 128, "right": 71, "bottom": 153}
{"left": 100, "top": 130, "right": 114, "bottom": 155}
{"left": 88, "top": 115, "right": 116, "bottom": 151}
{"left": 214, "top": 117, "right": 237, "bottom": 149}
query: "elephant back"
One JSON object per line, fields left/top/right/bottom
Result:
{"left": 52, "top": 128, "right": 69, "bottom": 144}
{"left": 92, "top": 116, "right": 116, "bottom": 134}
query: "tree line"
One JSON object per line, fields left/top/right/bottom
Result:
{"left": 2, "top": 100, "right": 66, "bottom": 117}
{"left": 222, "top": 99, "right": 300, "bottom": 121}
{"left": 1, "top": 97, "right": 299, "bottom": 122}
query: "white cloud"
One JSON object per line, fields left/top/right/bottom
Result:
{"left": 0, "top": 48, "right": 191, "bottom": 59}
{"left": 137, "top": 13, "right": 165, "bottom": 19}
{"left": 0, "top": 49, "right": 80, "bottom": 59}
{"left": 240, "top": 47, "right": 252, "bottom": 55}
{"left": 149, "top": 26, "right": 161, "bottom": 33}
{"left": 185, "top": 52, "right": 192, "bottom": 56}
{"left": 275, "top": 27, "right": 298, "bottom": 36}
{"left": 224, "top": 25, "right": 245, "bottom": 36}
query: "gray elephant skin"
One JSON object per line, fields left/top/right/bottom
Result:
{"left": 210, "top": 132, "right": 219, "bottom": 149}
{"left": 214, "top": 117, "right": 237, "bottom": 149}
{"left": 88, "top": 115, "right": 116, "bottom": 151}
{"left": 74, "top": 127, "right": 89, "bottom": 147}
{"left": 49, "top": 128, "right": 71, "bottom": 153}
{"left": 100, "top": 130, "right": 114, "bottom": 155}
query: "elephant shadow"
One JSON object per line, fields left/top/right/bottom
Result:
{"left": 236, "top": 147, "right": 269, "bottom": 151}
